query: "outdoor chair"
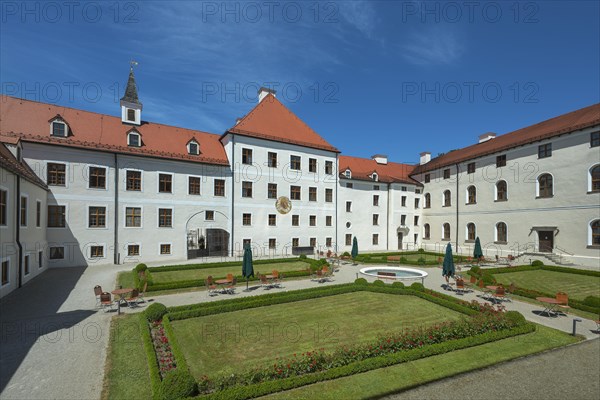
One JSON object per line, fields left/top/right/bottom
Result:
{"left": 272, "top": 270, "right": 282, "bottom": 287}
{"left": 478, "top": 279, "right": 492, "bottom": 300}
{"left": 226, "top": 273, "right": 234, "bottom": 282}
{"left": 315, "top": 270, "right": 324, "bottom": 283}
{"left": 225, "top": 277, "right": 237, "bottom": 294}
{"left": 492, "top": 285, "right": 506, "bottom": 303}
{"left": 94, "top": 285, "right": 102, "bottom": 308}
{"left": 205, "top": 276, "right": 217, "bottom": 296}
{"left": 137, "top": 281, "right": 148, "bottom": 303}
{"left": 455, "top": 279, "right": 467, "bottom": 295}
{"left": 260, "top": 274, "right": 273, "bottom": 289}
{"left": 322, "top": 266, "right": 332, "bottom": 281}
{"left": 555, "top": 292, "right": 571, "bottom": 315}
{"left": 126, "top": 289, "right": 139, "bottom": 307}
{"left": 100, "top": 292, "right": 114, "bottom": 312}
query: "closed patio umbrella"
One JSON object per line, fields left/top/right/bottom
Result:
{"left": 351, "top": 237, "right": 358, "bottom": 259}
{"left": 242, "top": 243, "right": 254, "bottom": 291}
{"left": 474, "top": 237, "right": 483, "bottom": 261}
{"left": 442, "top": 243, "right": 455, "bottom": 283}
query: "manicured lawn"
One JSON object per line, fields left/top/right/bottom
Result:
{"left": 494, "top": 270, "right": 600, "bottom": 301}
{"left": 152, "top": 261, "right": 310, "bottom": 284}
{"left": 171, "top": 291, "right": 463, "bottom": 379}
{"left": 101, "top": 315, "right": 152, "bottom": 400}
{"left": 262, "top": 325, "right": 579, "bottom": 400}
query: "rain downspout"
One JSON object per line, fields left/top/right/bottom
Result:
{"left": 114, "top": 153, "right": 120, "bottom": 264}
{"left": 16, "top": 175, "right": 22, "bottom": 288}
{"left": 455, "top": 163, "right": 460, "bottom": 251}
{"left": 335, "top": 153, "right": 339, "bottom": 255}
{"left": 230, "top": 134, "right": 236, "bottom": 257}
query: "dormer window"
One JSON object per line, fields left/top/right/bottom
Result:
{"left": 344, "top": 169, "right": 351, "bottom": 179}
{"left": 127, "top": 109, "right": 136, "bottom": 122}
{"left": 372, "top": 173, "right": 378, "bottom": 181}
{"left": 128, "top": 131, "right": 141, "bottom": 147}
{"left": 188, "top": 141, "right": 199, "bottom": 155}
{"left": 50, "top": 121, "right": 67, "bottom": 137}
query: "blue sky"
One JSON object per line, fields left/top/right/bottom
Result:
{"left": 1, "top": 1, "right": 598, "bottom": 164}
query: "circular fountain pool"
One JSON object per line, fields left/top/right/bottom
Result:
{"left": 359, "top": 266, "right": 428, "bottom": 284}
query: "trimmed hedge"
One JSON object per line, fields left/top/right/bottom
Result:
{"left": 159, "top": 369, "right": 197, "bottom": 400}
{"left": 145, "top": 303, "right": 168, "bottom": 322}
{"left": 148, "top": 257, "right": 303, "bottom": 273}
{"left": 139, "top": 314, "right": 162, "bottom": 400}
{"left": 354, "top": 278, "right": 368, "bottom": 285}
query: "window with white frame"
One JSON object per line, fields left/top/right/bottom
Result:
{"left": 496, "top": 222, "right": 507, "bottom": 243}
{"left": 51, "top": 120, "right": 67, "bottom": 137}
{"left": 537, "top": 173, "right": 553, "bottom": 198}
{"left": 496, "top": 180, "right": 508, "bottom": 201}
{"left": 188, "top": 141, "right": 199, "bottom": 155}
{"left": 589, "top": 165, "right": 600, "bottom": 193}
{"left": 590, "top": 220, "right": 600, "bottom": 247}
{"left": 466, "top": 223, "right": 476, "bottom": 241}
{"left": 128, "top": 131, "right": 141, "bottom": 147}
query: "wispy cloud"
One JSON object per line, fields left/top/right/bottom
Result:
{"left": 338, "top": 1, "right": 378, "bottom": 38}
{"left": 401, "top": 27, "right": 466, "bottom": 66}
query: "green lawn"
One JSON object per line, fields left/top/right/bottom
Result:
{"left": 152, "top": 261, "right": 310, "bottom": 284}
{"left": 171, "top": 291, "right": 463, "bottom": 379}
{"left": 262, "top": 325, "right": 579, "bottom": 400}
{"left": 494, "top": 270, "right": 600, "bottom": 301}
{"left": 101, "top": 315, "right": 152, "bottom": 400}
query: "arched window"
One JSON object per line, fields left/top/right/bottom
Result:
{"left": 591, "top": 220, "right": 600, "bottom": 246}
{"left": 467, "top": 186, "right": 476, "bottom": 204}
{"left": 424, "top": 193, "right": 431, "bottom": 208}
{"left": 496, "top": 180, "right": 507, "bottom": 201}
{"left": 537, "top": 174, "right": 553, "bottom": 198}
{"left": 496, "top": 222, "right": 507, "bottom": 242}
{"left": 590, "top": 165, "right": 600, "bottom": 193}
{"left": 423, "top": 224, "right": 430, "bottom": 239}
{"left": 466, "top": 223, "right": 476, "bottom": 241}
{"left": 443, "top": 190, "right": 451, "bottom": 207}
{"left": 442, "top": 223, "right": 451, "bottom": 240}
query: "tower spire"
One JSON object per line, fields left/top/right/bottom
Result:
{"left": 120, "top": 62, "right": 142, "bottom": 125}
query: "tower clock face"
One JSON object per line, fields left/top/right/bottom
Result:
{"left": 275, "top": 196, "right": 292, "bottom": 214}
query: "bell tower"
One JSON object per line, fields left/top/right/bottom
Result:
{"left": 120, "top": 61, "right": 142, "bottom": 125}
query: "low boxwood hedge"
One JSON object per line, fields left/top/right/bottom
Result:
{"left": 158, "top": 369, "right": 198, "bottom": 400}
{"left": 145, "top": 303, "right": 168, "bottom": 322}
{"left": 138, "top": 314, "right": 162, "bottom": 400}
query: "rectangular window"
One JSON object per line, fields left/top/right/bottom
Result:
{"left": 373, "top": 195, "right": 379, "bottom": 206}
{"left": 241, "top": 148, "right": 253, "bottom": 164}
{"left": 414, "top": 198, "right": 420, "bottom": 208}
{"left": 401, "top": 186, "right": 407, "bottom": 191}
{"left": 125, "top": 207, "right": 142, "bottom": 227}
{"left": 346, "top": 183, "right": 353, "bottom": 189}
{"left": 268, "top": 152, "right": 278, "bottom": 168}
{"left": 2, "top": 260, "right": 8, "bottom": 286}
{"left": 268, "top": 214, "right": 276, "bottom": 226}
{"left": 401, "top": 215, "right": 406, "bottom": 225}
{"left": 188, "top": 177, "right": 201, "bottom": 195}
{"left": 326, "top": 237, "right": 332, "bottom": 247}
{"left": 268, "top": 183, "right": 277, "bottom": 199}
{"left": 292, "top": 238, "right": 299, "bottom": 248}
{"left": 242, "top": 213, "right": 251, "bottom": 226}
{"left": 205, "top": 210, "right": 214, "bottom": 221}
{"left": 374, "top": 185, "right": 380, "bottom": 191}
{"left": 309, "top": 215, "right": 316, "bottom": 226}
{"left": 49, "top": 247, "right": 64, "bottom": 260}
{"left": 0, "top": 189, "right": 6, "bottom": 226}
{"left": 309, "top": 187, "right": 317, "bottom": 201}
{"left": 52, "top": 121, "right": 66, "bottom": 137}
{"left": 36, "top": 201, "right": 41, "bottom": 227}
{"left": 373, "top": 214, "right": 379, "bottom": 225}
{"left": 127, "top": 109, "right": 136, "bottom": 122}
{"left": 414, "top": 216, "right": 419, "bottom": 226}
{"left": 90, "top": 246, "right": 104, "bottom": 258}
{"left": 290, "top": 186, "right": 301, "bottom": 200}
{"left": 47, "top": 205, "right": 66, "bottom": 227}
{"left": 126, "top": 170, "right": 142, "bottom": 191}
{"left": 20, "top": 196, "right": 27, "bottom": 226}
{"left": 292, "top": 215, "right": 299, "bottom": 226}
{"left": 538, "top": 143, "right": 552, "bottom": 158}
{"left": 128, "top": 245, "right": 140, "bottom": 256}
{"left": 325, "top": 161, "right": 333, "bottom": 175}
{"left": 38, "top": 251, "right": 43, "bottom": 269}
{"left": 309, "top": 158, "right": 317, "bottom": 173}
{"left": 372, "top": 234, "right": 379, "bottom": 245}
{"left": 346, "top": 201, "right": 352, "bottom": 212}
{"left": 310, "top": 238, "right": 316, "bottom": 247}
{"left": 443, "top": 169, "right": 450, "bottom": 179}
{"left": 160, "top": 244, "right": 171, "bottom": 255}
{"left": 467, "top": 162, "right": 475, "bottom": 174}
{"left": 214, "top": 179, "right": 225, "bottom": 196}
{"left": 269, "top": 238, "right": 276, "bottom": 249}
{"left": 401, "top": 196, "right": 407, "bottom": 207}
{"left": 24, "top": 255, "right": 29, "bottom": 275}
{"left": 591, "top": 131, "right": 600, "bottom": 147}
{"left": 345, "top": 234, "right": 352, "bottom": 246}
{"left": 47, "top": 163, "right": 66, "bottom": 186}
{"left": 496, "top": 155, "right": 506, "bottom": 167}
{"left": 326, "top": 216, "right": 332, "bottom": 226}
{"left": 158, "top": 208, "right": 172, "bottom": 227}
{"left": 88, "top": 207, "right": 106, "bottom": 228}
{"left": 242, "top": 181, "right": 253, "bottom": 198}
{"left": 424, "top": 174, "right": 430, "bottom": 183}
{"left": 290, "top": 155, "right": 301, "bottom": 170}
{"left": 325, "top": 188, "right": 333, "bottom": 202}
{"left": 89, "top": 167, "right": 106, "bottom": 189}
{"left": 158, "top": 174, "right": 172, "bottom": 193}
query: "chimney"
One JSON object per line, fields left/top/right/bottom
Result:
{"left": 420, "top": 152, "right": 431, "bottom": 165}
{"left": 372, "top": 154, "right": 388, "bottom": 165}
{"left": 258, "top": 87, "right": 276, "bottom": 103}
{"left": 478, "top": 132, "right": 496, "bottom": 143}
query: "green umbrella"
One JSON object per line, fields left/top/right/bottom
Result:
{"left": 442, "top": 243, "right": 455, "bottom": 281}
{"left": 473, "top": 237, "right": 483, "bottom": 261}
{"left": 242, "top": 243, "right": 254, "bottom": 291}
{"left": 351, "top": 237, "right": 358, "bottom": 259}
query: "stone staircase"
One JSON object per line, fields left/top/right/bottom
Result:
{"left": 516, "top": 252, "right": 577, "bottom": 267}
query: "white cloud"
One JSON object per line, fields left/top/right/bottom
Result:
{"left": 401, "top": 27, "right": 466, "bottom": 66}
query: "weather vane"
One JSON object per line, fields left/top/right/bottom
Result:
{"left": 130, "top": 59, "right": 139, "bottom": 70}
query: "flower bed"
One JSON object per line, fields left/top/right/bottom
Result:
{"left": 150, "top": 321, "right": 177, "bottom": 378}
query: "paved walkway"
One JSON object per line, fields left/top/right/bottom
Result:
{"left": 0, "top": 260, "right": 598, "bottom": 400}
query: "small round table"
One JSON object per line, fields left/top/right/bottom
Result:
{"left": 111, "top": 288, "right": 133, "bottom": 315}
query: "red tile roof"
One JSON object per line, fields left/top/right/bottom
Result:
{"left": 0, "top": 96, "right": 229, "bottom": 166}
{"left": 412, "top": 103, "right": 600, "bottom": 175}
{"left": 0, "top": 142, "right": 48, "bottom": 190}
{"left": 338, "top": 155, "right": 420, "bottom": 185}
{"left": 225, "top": 94, "right": 339, "bottom": 153}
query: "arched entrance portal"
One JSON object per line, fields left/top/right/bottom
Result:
{"left": 186, "top": 210, "right": 230, "bottom": 259}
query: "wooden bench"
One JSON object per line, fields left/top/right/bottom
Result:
{"left": 387, "top": 256, "right": 401, "bottom": 262}
{"left": 377, "top": 271, "right": 396, "bottom": 280}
